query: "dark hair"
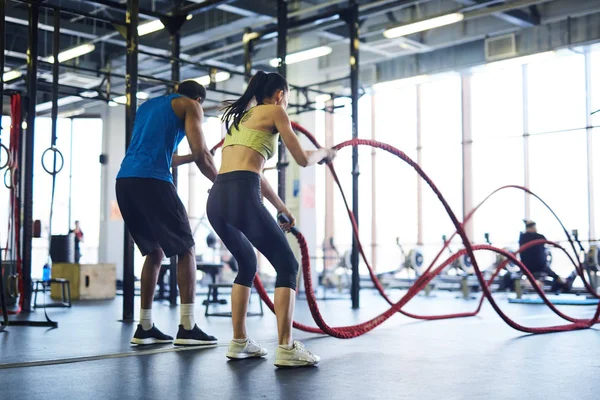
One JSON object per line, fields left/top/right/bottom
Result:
{"left": 177, "top": 80, "right": 206, "bottom": 102}
{"left": 221, "top": 71, "right": 288, "bottom": 134}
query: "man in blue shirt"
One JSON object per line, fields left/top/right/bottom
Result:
{"left": 116, "top": 80, "right": 218, "bottom": 346}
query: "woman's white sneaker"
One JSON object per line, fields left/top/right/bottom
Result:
{"left": 274, "top": 341, "right": 320, "bottom": 368}
{"left": 226, "top": 339, "right": 268, "bottom": 360}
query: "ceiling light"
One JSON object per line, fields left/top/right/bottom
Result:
{"left": 58, "top": 108, "right": 86, "bottom": 118}
{"left": 138, "top": 20, "right": 164, "bottom": 36}
{"left": 383, "top": 13, "right": 464, "bottom": 38}
{"left": 79, "top": 90, "right": 99, "bottom": 98}
{"left": 3, "top": 70, "right": 22, "bottom": 82}
{"left": 315, "top": 94, "right": 332, "bottom": 103}
{"left": 193, "top": 71, "right": 231, "bottom": 86}
{"left": 108, "top": 101, "right": 119, "bottom": 107}
{"left": 113, "top": 92, "right": 149, "bottom": 104}
{"left": 47, "top": 43, "right": 96, "bottom": 63}
{"left": 269, "top": 46, "right": 332, "bottom": 67}
{"left": 186, "top": 14, "right": 193, "bottom": 21}
{"left": 36, "top": 96, "right": 82, "bottom": 112}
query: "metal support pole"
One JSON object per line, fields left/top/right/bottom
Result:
{"left": 585, "top": 50, "right": 596, "bottom": 241}
{"left": 51, "top": 12, "right": 60, "bottom": 147}
{"left": 348, "top": 0, "right": 360, "bottom": 309}
{"left": 371, "top": 94, "right": 377, "bottom": 271}
{"left": 522, "top": 64, "right": 530, "bottom": 220}
{"left": 243, "top": 28, "right": 254, "bottom": 83}
{"left": 22, "top": 2, "right": 40, "bottom": 312}
{"left": 123, "top": 0, "right": 139, "bottom": 322}
{"left": 0, "top": 0, "right": 5, "bottom": 122}
{"left": 168, "top": 28, "right": 181, "bottom": 307}
{"left": 461, "top": 73, "right": 473, "bottom": 239}
{"left": 277, "top": 0, "right": 288, "bottom": 201}
{"left": 416, "top": 85, "right": 423, "bottom": 246}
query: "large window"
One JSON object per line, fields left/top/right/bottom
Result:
{"left": 419, "top": 74, "right": 463, "bottom": 262}
{"left": 373, "top": 86, "right": 418, "bottom": 273}
{"left": 527, "top": 53, "right": 587, "bottom": 134}
{"left": 471, "top": 66, "right": 524, "bottom": 248}
{"left": 30, "top": 117, "right": 103, "bottom": 277}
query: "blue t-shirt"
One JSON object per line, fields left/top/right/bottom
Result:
{"left": 117, "top": 94, "right": 186, "bottom": 183}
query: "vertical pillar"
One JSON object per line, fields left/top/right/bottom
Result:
{"left": 324, "top": 99, "right": 335, "bottom": 271}
{"left": 461, "top": 73, "right": 473, "bottom": 239}
{"left": 277, "top": 0, "right": 288, "bottom": 201}
{"left": 22, "top": 2, "right": 40, "bottom": 312}
{"left": 169, "top": 27, "right": 181, "bottom": 307}
{"left": 0, "top": 0, "right": 5, "bottom": 120}
{"left": 243, "top": 28, "right": 254, "bottom": 83}
{"left": 370, "top": 94, "right": 377, "bottom": 270}
{"left": 585, "top": 50, "right": 596, "bottom": 241}
{"left": 522, "top": 64, "right": 531, "bottom": 220}
{"left": 416, "top": 85, "right": 423, "bottom": 246}
{"left": 348, "top": 0, "right": 360, "bottom": 309}
{"left": 49, "top": 9, "right": 60, "bottom": 236}
{"left": 123, "top": 0, "right": 139, "bottom": 322}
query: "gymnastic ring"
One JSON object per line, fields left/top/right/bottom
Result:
{"left": 41, "top": 147, "right": 64, "bottom": 175}
{"left": 4, "top": 168, "right": 13, "bottom": 189}
{"left": 0, "top": 144, "right": 10, "bottom": 170}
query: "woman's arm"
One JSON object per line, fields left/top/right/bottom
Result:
{"left": 272, "top": 106, "right": 336, "bottom": 167}
{"left": 260, "top": 174, "right": 295, "bottom": 231}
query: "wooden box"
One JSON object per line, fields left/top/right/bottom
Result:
{"left": 51, "top": 263, "right": 116, "bottom": 300}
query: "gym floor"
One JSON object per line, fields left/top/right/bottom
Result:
{"left": 2, "top": 290, "right": 599, "bottom": 399}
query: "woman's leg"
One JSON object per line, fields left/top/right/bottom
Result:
{"left": 274, "top": 287, "right": 295, "bottom": 345}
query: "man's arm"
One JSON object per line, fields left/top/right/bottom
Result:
{"left": 172, "top": 154, "right": 196, "bottom": 168}
{"left": 183, "top": 99, "right": 218, "bottom": 182}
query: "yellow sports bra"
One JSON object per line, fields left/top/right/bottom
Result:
{"left": 222, "top": 122, "right": 279, "bottom": 160}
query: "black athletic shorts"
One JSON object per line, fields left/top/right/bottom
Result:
{"left": 116, "top": 177, "right": 195, "bottom": 258}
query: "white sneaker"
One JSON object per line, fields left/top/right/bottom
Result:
{"left": 226, "top": 339, "right": 268, "bottom": 360}
{"left": 274, "top": 341, "right": 321, "bottom": 368}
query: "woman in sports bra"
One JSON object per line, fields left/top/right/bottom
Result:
{"left": 207, "top": 71, "right": 336, "bottom": 367}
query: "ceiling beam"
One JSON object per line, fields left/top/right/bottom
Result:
{"left": 456, "top": 0, "right": 541, "bottom": 27}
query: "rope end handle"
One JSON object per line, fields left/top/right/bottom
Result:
{"left": 277, "top": 213, "right": 299, "bottom": 236}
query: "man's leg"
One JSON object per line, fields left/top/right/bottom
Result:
{"left": 177, "top": 246, "right": 196, "bottom": 330}
{"left": 139, "top": 248, "right": 165, "bottom": 329}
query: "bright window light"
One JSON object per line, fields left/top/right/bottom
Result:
{"left": 47, "top": 43, "right": 96, "bottom": 63}
{"left": 485, "top": 51, "right": 556, "bottom": 70}
{"left": 269, "top": 46, "right": 332, "bottom": 67}
{"left": 383, "top": 13, "right": 464, "bottom": 38}
{"left": 193, "top": 71, "right": 231, "bottom": 86}
{"left": 373, "top": 75, "right": 430, "bottom": 91}
{"left": 138, "top": 20, "right": 164, "bottom": 36}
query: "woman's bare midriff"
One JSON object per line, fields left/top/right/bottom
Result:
{"left": 219, "top": 145, "right": 266, "bottom": 175}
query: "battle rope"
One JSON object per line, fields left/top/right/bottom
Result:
{"left": 208, "top": 122, "right": 600, "bottom": 337}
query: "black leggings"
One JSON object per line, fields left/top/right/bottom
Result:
{"left": 206, "top": 171, "right": 299, "bottom": 290}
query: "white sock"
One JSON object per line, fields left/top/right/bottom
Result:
{"left": 233, "top": 338, "right": 248, "bottom": 343}
{"left": 140, "top": 309, "right": 152, "bottom": 331}
{"left": 278, "top": 343, "right": 293, "bottom": 350}
{"left": 180, "top": 304, "right": 195, "bottom": 330}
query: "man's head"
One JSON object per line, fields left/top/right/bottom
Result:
{"left": 524, "top": 220, "right": 537, "bottom": 233}
{"left": 176, "top": 80, "right": 206, "bottom": 104}
{"left": 75, "top": 220, "right": 80, "bottom": 228}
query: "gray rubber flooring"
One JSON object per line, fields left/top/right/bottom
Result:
{"left": 1, "top": 290, "right": 599, "bottom": 400}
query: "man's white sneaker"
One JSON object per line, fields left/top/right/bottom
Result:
{"left": 274, "top": 341, "right": 320, "bottom": 368}
{"left": 226, "top": 339, "right": 268, "bottom": 360}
